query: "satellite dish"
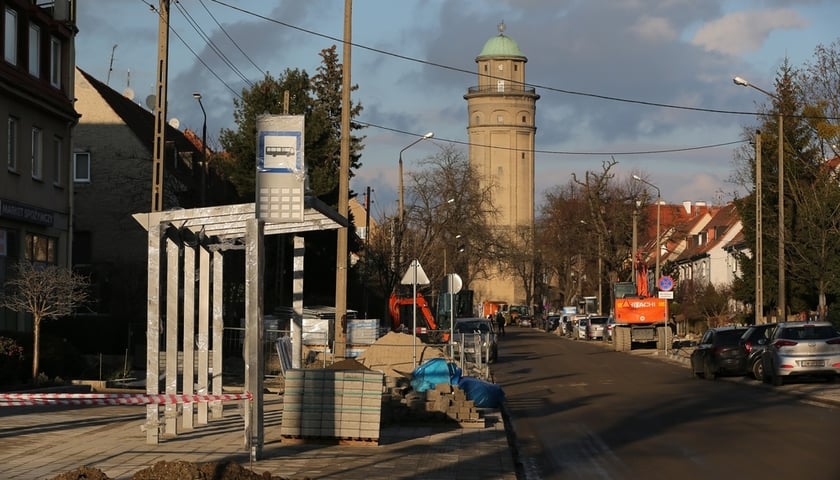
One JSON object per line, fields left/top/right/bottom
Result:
{"left": 145, "top": 94, "right": 156, "bottom": 110}
{"left": 168, "top": 118, "right": 180, "bottom": 129}
{"left": 122, "top": 87, "right": 135, "bottom": 100}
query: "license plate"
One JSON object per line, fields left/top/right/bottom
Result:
{"left": 800, "top": 360, "right": 825, "bottom": 367}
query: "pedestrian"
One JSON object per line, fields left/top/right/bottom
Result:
{"left": 496, "top": 311, "right": 505, "bottom": 337}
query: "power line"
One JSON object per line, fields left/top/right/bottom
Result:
{"left": 198, "top": 0, "right": 265, "bottom": 78}
{"left": 207, "top": 0, "right": 840, "bottom": 122}
{"left": 173, "top": 1, "right": 254, "bottom": 88}
{"left": 139, "top": 0, "right": 243, "bottom": 100}
{"left": 357, "top": 121, "right": 748, "bottom": 156}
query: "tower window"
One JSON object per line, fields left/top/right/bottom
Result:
{"left": 522, "top": 116, "right": 526, "bottom": 123}
{"left": 521, "top": 152, "right": 525, "bottom": 159}
{"left": 514, "top": 64, "right": 518, "bottom": 72}
{"left": 484, "top": 64, "right": 488, "bottom": 72}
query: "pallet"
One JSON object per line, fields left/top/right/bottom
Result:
{"left": 281, "top": 435, "right": 380, "bottom": 446}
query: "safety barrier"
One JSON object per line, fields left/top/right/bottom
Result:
{"left": 0, "top": 392, "right": 252, "bottom": 407}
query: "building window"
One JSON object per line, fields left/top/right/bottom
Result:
{"left": 74, "top": 152, "right": 91, "bottom": 183}
{"left": 28, "top": 24, "right": 40, "bottom": 77}
{"left": 50, "top": 36, "right": 61, "bottom": 87}
{"left": 7, "top": 116, "right": 18, "bottom": 171}
{"left": 4, "top": 8, "right": 17, "bottom": 65}
{"left": 24, "top": 233, "right": 56, "bottom": 264}
{"left": 31, "top": 127, "right": 43, "bottom": 179}
{"left": 52, "top": 136, "right": 62, "bottom": 186}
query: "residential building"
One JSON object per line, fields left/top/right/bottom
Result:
{"left": 1, "top": 0, "right": 78, "bottom": 331}
{"left": 69, "top": 66, "right": 237, "bottom": 347}
{"left": 672, "top": 203, "right": 743, "bottom": 289}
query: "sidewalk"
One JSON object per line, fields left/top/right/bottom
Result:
{"left": 0, "top": 394, "right": 518, "bottom": 480}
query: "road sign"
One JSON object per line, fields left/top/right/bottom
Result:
{"left": 445, "top": 273, "right": 463, "bottom": 294}
{"left": 658, "top": 275, "right": 674, "bottom": 292}
{"left": 658, "top": 291, "right": 674, "bottom": 299}
{"left": 400, "top": 259, "right": 430, "bottom": 285}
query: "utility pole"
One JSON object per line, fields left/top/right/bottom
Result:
{"left": 150, "top": 0, "right": 169, "bottom": 212}
{"left": 334, "top": 0, "right": 352, "bottom": 359}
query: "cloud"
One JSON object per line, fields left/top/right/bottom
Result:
{"left": 691, "top": 9, "right": 809, "bottom": 56}
{"left": 630, "top": 16, "right": 679, "bottom": 43}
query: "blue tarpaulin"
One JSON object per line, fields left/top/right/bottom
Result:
{"left": 410, "top": 358, "right": 462, "bottom": 392}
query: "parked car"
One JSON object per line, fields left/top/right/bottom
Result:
{"left": 760, "top": 321, "right": 840, "bottom": 386}
{"left": 453, "top": 318, "right": 498, "bottom": 363}
{"left": 586, "top": 316, "right": 609, "bottom": 340}
{"left": 546, "top": 314, "right": 562, "bottom": 332}
{"left": 603, "top": 317, "right": 616, "bottom": 342}
{"left": 690, "top": 326, "right": 750, "bottom": 380}
{"left": 737, "top": 323, "right": 777, "bottom": 379}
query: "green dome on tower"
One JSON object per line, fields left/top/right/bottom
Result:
{"left": 478, "top": 22, "right": 525, "bottom": 59}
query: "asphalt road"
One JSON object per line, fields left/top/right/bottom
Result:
{"left": 493, "top": 326, "right": 840, "bottom": 480}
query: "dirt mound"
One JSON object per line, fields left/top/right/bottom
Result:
{"left": 327, "top": 358, "right": 369, "bottom": 370}
{"left": 50, "top": 460, "right": 304, "bottom": 480}
{"left": 357, "top": 332, "right": 447, "bottom": 378}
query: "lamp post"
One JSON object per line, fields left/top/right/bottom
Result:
{"left": 632, "top": 199, "right": 640, "bottom": 283}
{"left": 734, "top": 76, "right": 783, "bottom": 321}
{"left": 632, "top": 175, "right": 661, "bottom": 286}
{"left": 192, "top": 92, "right": 207, "bottom": 207}
{"left": 398, "top": 132, "right": 434, "bottom": 227}
{"left": 754, "top": 131, "right": 763, "bottom": 324}
{"left": 580, "top": 220, "right": 603, "bottom": 315}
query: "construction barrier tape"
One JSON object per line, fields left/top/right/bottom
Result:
{"left": 0, "top": 392, "right": 253, "bottom": 407}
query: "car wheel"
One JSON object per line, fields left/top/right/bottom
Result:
{"left": 690, "top": 360, "right": 702, "bottom": 378}
{"left": 751, "top": 359, "right": 764, "bottom": 380}
{"left": 703, "top": 358, "right": 717, "bottom": 380}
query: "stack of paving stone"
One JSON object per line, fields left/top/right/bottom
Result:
{"left": 396, "top": 382, "right": 487, "bottom": 428}
{"left": 281, "top": 368, "right": 384, "bottom": 443}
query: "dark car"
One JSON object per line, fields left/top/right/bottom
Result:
{"left": 737, "top": 323, "right": 777, "bottom": 379}
{"left": 690, "top": 326, "right": 750, "bottom": 380}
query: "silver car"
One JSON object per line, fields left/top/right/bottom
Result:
{"left": 586, "top": 316, "right": 609, "bottom": 340}
{"left": 761, "top": 321, "right": 840, "bottom": 386}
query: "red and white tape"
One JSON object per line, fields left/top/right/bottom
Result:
{"left": 0, "top": 392, "right": 252, "bottom": 407}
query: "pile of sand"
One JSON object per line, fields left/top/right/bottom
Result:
{"left": 357, "top": 332, "right": 448, "bottom": 378}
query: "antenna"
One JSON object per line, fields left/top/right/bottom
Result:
{"left": 122, "top": 87, "right": 135, "bottom": 100}
{"left": 106, "top": 44, "right": 117, "bottom": 86}
{"left": 168, "top": 118, "right": 180, "bottom": 129}
{"left": 145, "top": 95, "right": 156, "bottom": 110}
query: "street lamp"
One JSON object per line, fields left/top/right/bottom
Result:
{"left": 192, "top": 92, "right": 207, "bottom": 206}
{"left": 734, "top": 76, "right": 784, "bottom": 321}
{"left": 580, "top": 220, "right": 603, "bottom": 315}
{"left": 632, "top": 175, "right": 661, "bottom": 287}
{"left": 398, "top": 132, "right": 434, "bottom": 227}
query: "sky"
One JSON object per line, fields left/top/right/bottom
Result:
{"left": 74, "top": 0, "right": 840, "bottom": 221}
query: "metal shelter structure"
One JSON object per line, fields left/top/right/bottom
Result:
{"left": 132, "top": 196, "right": 347, "bottom": 460}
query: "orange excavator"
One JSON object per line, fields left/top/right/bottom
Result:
{"left": 611, "top": 253, "right": 670, "bottom": 352}
{"left": 388, "top": 291, "right": 450, "bottom": 343}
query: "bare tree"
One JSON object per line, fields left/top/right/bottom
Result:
{"left": 403, "top": 145, "right": 499, "bottom": 290}
{"left": 361, "top": 145, "right": 498, "bottom": 319}
{"left": 0, "top": 262, "right": 90, "bottom": 379}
